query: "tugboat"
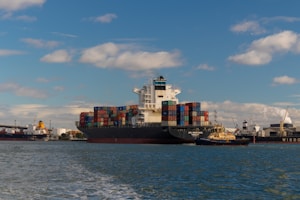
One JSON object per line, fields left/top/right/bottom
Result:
{"left": 195, "top": 124, "right": 250, "bottom": 146}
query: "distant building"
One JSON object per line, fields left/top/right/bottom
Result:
{"left": 49, "top": 128, "right": 84, "bottom": 140}
{"left": 50, "top": 128, "right": 67, "bottom": 140}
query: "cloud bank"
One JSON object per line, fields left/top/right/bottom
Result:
{"left": 79, "top": 42, "right": 182, "bottom": 71}
{"left": 21, "top": 38, "right": 60, "bottom": 48}
{"left": 230, "top": 20, "right": 266, "bottom": 35}
{"left": 0, "top": 49, "right": 24, "bottom": 56}
{"left": 0, "top": 0, "right": 46, "bottom": 11}
{"left": 273, "top": 75, "right": 299, "bottom": 85}
{"left": 40, "top": 49, "right": 72, "bottom": 63}
{"left": 0, "top": 82, "right": 47, "bottom": 98}
{"left": 228, "top": 31, "right": 300, "bottom": 65}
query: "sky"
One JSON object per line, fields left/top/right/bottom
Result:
{"left": 1, "top": 0, "right": 300, "bottom": 130}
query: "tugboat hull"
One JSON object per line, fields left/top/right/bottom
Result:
{"left": 195, "top": 138, "right": 250, "bottom": 146}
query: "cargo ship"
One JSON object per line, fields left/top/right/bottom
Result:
{"left": 235, "top": 120, "right": 300, "bottom": 143}
{"left": 0, "top": 120, "right": 50, "bottom": 141}
{"left": 76, "top": 76, "right": 212, "bottom": 144}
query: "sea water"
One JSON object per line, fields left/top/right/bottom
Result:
{"left": 0, "top": 141, "right": 299, "bottom": 200}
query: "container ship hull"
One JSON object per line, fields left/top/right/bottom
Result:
{"left": 77, "top": 126, "right": 195, "bottom": 144}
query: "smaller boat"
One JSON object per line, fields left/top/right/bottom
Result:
{"left": 23, "top": 120, "right": 50, "bottom": 141}
{"left": 195, "top": 124, "right": 250, "bottom": 146}
{"left": 0, "top": 120, "right": 50, "bottom": 141}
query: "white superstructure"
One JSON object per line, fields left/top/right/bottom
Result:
{"left": 133, "top": 76, "right": 181, "bottom": 123}
{"left": 24, "top": 121, "right": 48, "bottom": 135}
{"left": 235, "top": 120, "right": 262, "bottom": 136}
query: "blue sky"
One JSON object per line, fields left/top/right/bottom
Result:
{"left": 1, "top": 0, "right": 300, "bottom": 129}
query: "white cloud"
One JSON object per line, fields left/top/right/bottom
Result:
{"left": 0, "top": 102, "right": 93, "bottom": 129}
{"left": 273, "top": 75, "right": 298, "bottom": 85}
{"left": 0, "top": 49, "right": 24, "bottom": 56}
{"left": 230, "top": 16, "right": 300, "bottom": 35}
{"left": 0, "top": 12, "right": 36, "bottom": 21}
{"left": 96, "top": 13, "right": 117, "bottom": 23}
{"left": 230, "top": 20, "right": 266, "bottom": 35}
{"left": 261, "top": 16, "right": 300, "bottom": 23}
{"left": 1, "top": 99, "right": 300, "bottom": 130}
{"left": 196, "top": 64, "right": 215, "bottom": 71}
{"left": 228, "top": 30, "right": 300, "bottom": 65}
{"left": 40, "top": 49, "right": 72, "bottom": 63}
{"left": 251, "top": 31, "right": 298, "bottom": 52}
{"left": 79, "top": 42, "right": 182, "bottom": 71}
{"left": 87, "top": 13, "right": 117, "bottom": 23}
{"left": 0, "top": 0, "right": 45, "bottom": 21}
{"left": 53, "top": 86, "right": 64, "bottom": 92}
{"left": 0, "top": 82, "right": 47, "bottom": 98}
{"left": 2, "top": 104, "right": 48, "bottom": 124}
{"left": 0, "top": 0, "right": 46, "bottom": 11}
{"left": 36, "top": 77, "right": 49, "bottom": 83}
{"left": 201, "top": 101, "right": 298, "bottom": 128}
{"left": 15, "top": 15, "right": 36, "bottom": 22}
{"left": 52, "top": 32, "right": 78, "bottom": 38}
{"left": 21, "top": 38, "right": 60, "bottom": 48}
{"left": 228, "top": 50, "right": 272, "bottom": 65}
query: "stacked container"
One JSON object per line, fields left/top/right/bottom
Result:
{"left": 126, "top": 105, "right": 139, "bottom": 125}
{"left": 79, "top": 112, "right": 94, "bottom": 128}
{"left": 94, "top": 106, "right": 114, "bottom": 127}
{"left": 186, "top": 102, "right": 201, "bottom": 126}
{"left": 79, "top": 102, "right": 210, "bottom": 128}
{"left": 116, "top": 106, "right": 126, "bottom": 126}
{"left": 176, "top": 104, "right": 189, "bottom": 126}
{"left": 93, "top": 105, "right": 138, "bottom": 127}
{"left": 200, "top": 111, "right": 210, "bottom": 126}
{"left": 161, "top": 100, "right": 177, "bottom": 126}
{"left": 161, "top": 101, "right": 209, "bottom": 127}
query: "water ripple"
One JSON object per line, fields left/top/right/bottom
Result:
{"left": 0, "top": 142, "right": 299, "bottom": 199}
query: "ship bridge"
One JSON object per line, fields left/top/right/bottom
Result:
{"left": 133, "top": 76, "right": 181, "bottom": 123}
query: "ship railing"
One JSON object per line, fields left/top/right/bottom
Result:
{"left": 77, "top": 123, "right": 163, "bottom": 129}
{"left": 77, "top": 122, "right": 214, "bottom": 129}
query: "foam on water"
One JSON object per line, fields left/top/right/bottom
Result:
{"left": 0, "top": 142, "right": 142, "bottom": 200}
{"left": 36, "top": 163, "right": 142, "bottom": 199}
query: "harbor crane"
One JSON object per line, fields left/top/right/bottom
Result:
{"left": 279, "top": 107, "right": 288, "bottom": 137}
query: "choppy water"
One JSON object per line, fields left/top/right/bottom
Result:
{"left": 0, "top": 141, "right": 299, "bottom": 200}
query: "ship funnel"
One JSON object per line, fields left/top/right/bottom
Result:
{"left": 38, "top": 120, "right": 45, "bottom": 129}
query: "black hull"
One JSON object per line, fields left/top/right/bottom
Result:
{"left": 195, "top": 138, "right": 250, "bottom": 146}
{"left": 0, "top": 134, "right": 49, "bottom": 141}
{"left": 236, "top": 136, "right": 300, "bottom": 144}
{"left": 77, "top": 126, "right": 197, "bottom": 144}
